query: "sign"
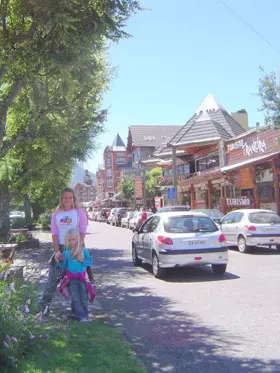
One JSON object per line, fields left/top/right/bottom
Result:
{"left": 227, "top": 136, "right": 267, "bottom": 157}
{"left": 226, "top": 197, "right": 251, "bottom": 207}
{"left": 168, "top": 187, "right": 176, "bottom": 200}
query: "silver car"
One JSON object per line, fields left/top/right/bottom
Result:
{"left": 132, "top": 211, "right": 228, "bottom": 278}
{"left": 220, "top": 209, "right": 280, "bottom": 253}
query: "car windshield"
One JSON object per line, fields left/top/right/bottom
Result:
{"left": 248, "top": 212, "right": 280, "bottom": 224}
{"left": 195, "top": 209, "right": 223, "bottom": 219}
{"left": 157, "top": 206, "right": 190, "bottom": 213}
{"left": 163, "top": 215, "right": 219, "bottom": 233}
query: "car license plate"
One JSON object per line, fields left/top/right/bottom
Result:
{"left": 183, "top": 240, "right": 205, "bottom": 245}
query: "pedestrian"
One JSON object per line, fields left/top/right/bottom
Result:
{"left": 151, "top": 204, "right": 157, "bottom": 214}
{"left": 58, "top": 229, "right": 96, "bottom": 322}
{"left": 186, "top": 202, "right": 191, "bottom": 211}
{"left": 37, "top": 187, "right": 88, "bottom": 317}
{"left": 137, "top": 207, "right": 148, "bottom": 229}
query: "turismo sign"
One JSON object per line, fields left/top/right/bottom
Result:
{"left": 227, "top": 137, "right": 267, "bottom": 157}
{"left": 226, "top": 197, "right": 251, "bottom": 207}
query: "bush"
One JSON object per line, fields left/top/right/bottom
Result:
{"left": 38, "top": 213, "right": 51, "bottom": 230}
{"left": 0, "top": 280, "right": 39, "bottom": 371}
{"left": 10, "top": 218, "right": 26, "bottom": 229}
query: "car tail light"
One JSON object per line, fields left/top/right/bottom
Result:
{"left": 157, "top": 236, "right": 173, "bottom": 245}
{"left": 245, "top": 225, "right": 256, "bottom": 231}
{"left": 219, "top": 234, "right": 227, "bottom": 243}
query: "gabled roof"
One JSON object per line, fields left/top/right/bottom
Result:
{"left": 112, "top": 133, "right": 125, "bottom": 148}
{"left": 169, "top": 94, "right": 246, "bottom": 146}
{"left": 129, "top": 125, "right": 182, "bottom": 148}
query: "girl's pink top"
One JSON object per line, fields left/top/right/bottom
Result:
{"left": 51, "top": 208, "right": 87, "bottom": 245}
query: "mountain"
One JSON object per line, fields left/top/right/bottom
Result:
{"left": 70, "top": 164, "right": 96, "bottom": 187}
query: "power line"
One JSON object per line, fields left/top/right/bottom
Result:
{"left": 217, "top": 0, "right": 280, "bottom": 55}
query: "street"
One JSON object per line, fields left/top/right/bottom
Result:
{"left": 85, "top": 220, "right": 280, "bottom": 373}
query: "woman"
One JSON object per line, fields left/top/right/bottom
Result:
{"left": 38, "top": 187, "right": 88, "bottom": 316}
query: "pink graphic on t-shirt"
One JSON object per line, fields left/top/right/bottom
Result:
{"left": 59, "top": 216, "right": 72, "bottom": 224}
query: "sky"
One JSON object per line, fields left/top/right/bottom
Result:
{"left": 84, "top": 0, "right": 280, "bottom": 173}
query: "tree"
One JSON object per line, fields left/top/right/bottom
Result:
{"left": 258, "top": 71, "right": 280, "bottom": 127}
{"left": 0, "top": 0, "right": 141, "bottom": 237}
{"left": 118, "top": 176, "right": 134, "bottom": 204}
{"left": 145, "top": 167, "right": 162, "bottom": 200}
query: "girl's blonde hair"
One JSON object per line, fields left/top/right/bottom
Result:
{"left": 64, "top": 228, "right": 84, "bottom": 262}
{"left": 58, "top": 187, "right": 79, "bottom": 210}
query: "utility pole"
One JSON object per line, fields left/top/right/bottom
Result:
{"left": 172, "top": 146, "right": 177, "bottom": 205}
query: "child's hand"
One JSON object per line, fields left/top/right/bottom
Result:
{"left": 54, "top": 252, "right": 63, "bottom": 263}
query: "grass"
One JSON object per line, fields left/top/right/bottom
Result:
{"left": 17, "top": 318, "right": 146, "bottom": 373}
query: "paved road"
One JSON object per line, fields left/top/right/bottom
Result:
{"left": 85, "top": 221, "right": 280, "bottom": 373}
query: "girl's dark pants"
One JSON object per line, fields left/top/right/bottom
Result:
{"left": 68, "top": 279, "right": 89, "bottom": 320}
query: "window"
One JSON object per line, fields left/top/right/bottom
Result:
{"left": 258, "top": 182, "right": 275, "bottom": 202}
{"left": 222, "top": 212, "right": 236, "bottom": 224}
{"left": 107, "top": 180, "right": 112, "bottom": 188}
{"left": 106, "top": 169, "right": 112, "bottom": 177}
{"left": 116, "top": 152, "right": 125, "bottom": 156}
{"left": 149, "top": 216, "right": 160, "bottom": 232}
{"left": 177, "top": 164, "right": 190, "bottom": 175}
{"left": 116, "top": 158, "right": 126, "bottom": 164}
{"left": 196, "top": 151, "right": 219, "bottom": 172}
{"left": 163, "top": 216, "right": 218, "bottom": 233}
{"left": 249, "top": 212, "right": 280, "bottom": 224}
{"left": 234, "top": 212, "right": 244, "bottom": 223}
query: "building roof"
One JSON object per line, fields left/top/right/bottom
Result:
{"left": 129, "top": 125, "right": 182, "bottom": 148}
{"left": 169, "top": 94, "right": 246, "bottom": 147}
{"left": 112, "top": 133, "right": 125, "bottom": 148}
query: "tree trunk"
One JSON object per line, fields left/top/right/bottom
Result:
{"left": 0, "top": 182, "right": 10, "bottom": 240}
{"left": 23, "top": 194, "right": 32, "bottom": 227}
{"left": 31, "top": 202, "right": 44, "bottom": 222}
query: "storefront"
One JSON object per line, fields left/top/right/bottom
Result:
{"left": 222, "top": 128, "right": 280, "bottom": 213}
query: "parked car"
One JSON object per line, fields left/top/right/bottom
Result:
{"left": 96, "top": 208, "right": 110, "bottom": 222}
{"left": 112, "top": 208, "right": 132, "bottom": 226}
{"left": 129, "top": 211, "right": 153, "bottom": 230}
{"left": 107, "top": 208, "right": 117, "bottom": 225}
{"left": 132, "top": 211, "right": 228, "bottom": 278}
{"left": 194, "top": 209, "right": 224, "bottom": 224}
{"left": 157, "top": 205, "right": 192, "bottom": 213}
{"left": 10, "top": 211, "right": 25, "bottom": 220}
{"left": 220, "top": 209, "right": 280, "bottom": 253}
{"left": 121, "top": 211, "right": 135, "bottom": 228}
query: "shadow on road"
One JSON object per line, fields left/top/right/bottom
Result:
{"left": 93, "top": 247, "right": 280, "bottom": 373}
{"left": 229, "top": 246, "right": 280, "bottom": 256}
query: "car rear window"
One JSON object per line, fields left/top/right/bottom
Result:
{"left": 248, "top": 212, "right": 280, "bottom": 224}
{"left": 163, "top": 216, "right": 218, "bottom": 233}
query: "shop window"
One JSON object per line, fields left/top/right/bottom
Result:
{"left": 196, "top": 151, "right": 219, "bottom": 172}
{"left": 258, "top": 182, "right": 275, "bottom": 202}
{"left": 116, "top": 158, "right": 126, "bottom": 164}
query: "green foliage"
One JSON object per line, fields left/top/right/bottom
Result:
{"left": 0, "top": 280, "right": 39, "bottom": 371}
{"left": 38, "top": 213, "right": 51, "bottom": 230}
{"left": 10, "top": 218, "right": 26, "bottom": 229}
{"left": 258, "top": 70, "right": 280, "bottom": 127}
{"left": 145, "top": 167, "right": 162, "bottom": 199}
{"left": 15, "top": 232, "right": 32, "bottom": 243}
{"left": 118, "top": 177, "right": 134, "bottom": 203}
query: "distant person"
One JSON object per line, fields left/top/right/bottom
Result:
{"left": 186, "top": 202, "right": 191, "bottom": 211}
{"left": 151, "top": 205, "right": 157, "bottom": 214}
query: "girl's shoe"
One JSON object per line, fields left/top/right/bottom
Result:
{"left": 80, "top": 318, "right": 89, "bottom": 323}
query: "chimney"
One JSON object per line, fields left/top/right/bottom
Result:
{"left": 231, "top": 109, "right": 249, "bottom": 130}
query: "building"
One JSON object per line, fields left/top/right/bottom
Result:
{"left": 103, "top": 134, "right": 132, "bottom": 204}
{"left": 74, "top": 183, "right": 96, "bottom": 204}
{"left": 150, "top": 94, "right": 247, "bottom": 208}
{"left": 95, "top": 164, "right": 106, "bottom": 206}
{"left": 126, "top": 125, "right": 182, "bottom": 205}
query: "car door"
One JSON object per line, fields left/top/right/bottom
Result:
{"left": 137, "top": 218, "right": 153, "bottom": 259}
{"left": 142, "top": 216, "right": 161, "bottom": 262}
{"left": 220, "top": 212, "right": 236, "bottom": 244}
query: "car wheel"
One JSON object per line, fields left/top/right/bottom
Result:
{"left": 238, "top": 236, "right": 250, "bottom": 253}
{"left": 276, "top": 245, "right": 280, "bottom": 252}
{"left": 152, "top": 253, "right": 166, "bottom": 279}
{"left": 212, "top": 264, "right": 227, "bottom": 275}
{"left": 132, "top": 246, "right": 142, "bottom": 266}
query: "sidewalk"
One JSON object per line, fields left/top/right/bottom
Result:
{"left": 13, "top": 231, "right": 104, "bottom": 320}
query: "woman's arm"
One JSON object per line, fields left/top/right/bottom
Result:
{"left": 51, "top": 211, "right": 63, "bottom": 261}
{"left": 78, "top": 209, "right": 87, "bottom": 245}
{"left": 83, "top": 249, "right": 93, "bottom": 267}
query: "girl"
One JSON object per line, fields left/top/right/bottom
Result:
{"left": 58, "top": 229, "right": 96, "bottom": 322}
{"left": 38, "top": 187, "right": 88, "bottom": 316}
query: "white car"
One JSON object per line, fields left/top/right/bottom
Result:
{"left": 121, "top": 211, "right": 135, "bottom": 228}
{"left": 132, "top": 211, "right": 228, "bottom": 278}
{"left": 220, "top": 209, "right": 280, "bottom": 253}
{"left": 10, "top": 211, "right": 25, "bottom": 220}
{"left": 129, "top": 211, "right": 153, "bottom": 230}
{"left": 107, "top": 208, "right": 117, "bottom": 225}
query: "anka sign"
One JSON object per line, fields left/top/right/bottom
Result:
{"left": 227, "top": 137, "right": 267, "bottom": 157}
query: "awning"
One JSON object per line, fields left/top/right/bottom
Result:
{"left": 221, "top": 152, "right": 279, "bottom": 172}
